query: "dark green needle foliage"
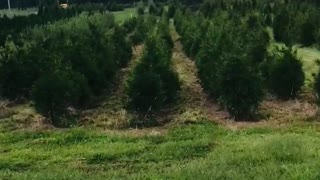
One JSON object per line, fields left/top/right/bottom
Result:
{"left": 269, "top": 49, "right": 305, "bottom": 100}
{"left": 218, "top": 57, "right": 263, "bottom": 120}
{"left": 32, "top": 68, "right": 90, "bottom": 127}
{"left": 314, "top": 61, "right": 320, "bottom": 105}
{"left": 126, "top": 36, "right": 180, "bottom": 114}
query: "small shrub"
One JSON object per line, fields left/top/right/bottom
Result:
{"left": 314, "top": 61, "right": 320, "bottom": 105}
{"left": 112, "top": 25, "right": 133, "bottom": 67}
{"left": 195, "top": 23, "right": 223, "bottom": 97}
{"left": 300, "top": 21, "right": 316, "bottom": 46}
{"left": 218, "top": 57, "right": 263, "bottom": 120}
{"left": 126, "top": 36, "right": 180, "bottom": 113}
{"left": 168, "top": 4, "right": 176, "bottom": 18}
{"left": 130, "top": 16, "right": 150, "bottom": 45}
{"left": 149, "top": 5, "right": 158, "bottom": 15}
{"left": 273, "top": 8, "right": 291, "bottom": 45}
{"left": 122, "top": 17, "right": 138, "bottom": 34}
{"left": 32, "top": 69, "right": 90, "bottom": 126}
{"left": 269, "top": 49, "right": 305, "bottom": 99}
{"left": 265, "top": 13, "right": 273, "bottom": 26}
{"left": 137, "top": 7, "right": 145, "bottom": 15}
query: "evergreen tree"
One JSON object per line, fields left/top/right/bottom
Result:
{"left": 32, "top": 68, "right": 90, "bottom": 126}
{"left": 314, "top": 62, "right": 320, "bottom": 105}
{"left": 126, "top": 36, "right": 180, "bottom": 113}
{"left": 269, "top": 49, "right": 305, "bottom": 99}
{"left": 218, "top": 56, "right": 263, "bottom": 120}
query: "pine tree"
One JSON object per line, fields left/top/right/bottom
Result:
{"left": 218, "top": 56, "right": 263, "bottom": 120}
{"left": 126, "top": 36, "right": 180, "bottom": 113}
{"left": 269, "top": 49, "right": 305, "bottom": 99}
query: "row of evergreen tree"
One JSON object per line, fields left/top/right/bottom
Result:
{"left": 0, "top": 12, "right": 133, "bottom": 126}
{"left": 0, "top": 0, "right": 201, "bottom": 9}
{"left": 126, "top": 14, "right": 180, "bottom": 127}
{"left": 0, "top": 0, "right": 132, "bottom": 9}
{"left": 0, "top": 6, "right": 179, "bottom": 127}
{"left": 199, "top": 0, "right": 320, "bottom": 47}
{"left": 0, "top": 2, "right": 125, "bottom": 47}
{"left": 174, "top": 2, "right": 318, "bottom": 120}
{"left": 272, "top": 2, "right": 320, "bottom": 46}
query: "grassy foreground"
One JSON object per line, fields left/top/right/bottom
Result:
{"left": 1, "top": 122, "right": 320, "bottom": 179}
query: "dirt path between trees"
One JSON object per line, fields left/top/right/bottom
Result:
{"left": 169, "top": 21, "right": 232, "bottom": 126}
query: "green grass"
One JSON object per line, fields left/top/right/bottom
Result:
{"left": 267, "top": 26, "right": 320, "bottom": 88}
{"left": 112, "top": 7, "right": 137, "bottom": 23}
{"left": 1, "top": 121, "right": 320, "bottom": 179}
{"left": 0, "top": 7, "right": 135, "bottom": 20}
{"left": 0, "top": 8, "right": 37, "bottom": 18}
{"left": 296, "top": 47, "right": 320, "bottom": 87}
{"left": 269, "top": 42, "right": 320, "bottom": 89}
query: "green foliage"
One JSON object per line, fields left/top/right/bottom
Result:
{"left": 273, "top": 8, "right": 291, "bottom": 45}
{"left": 272, "top": 4, "right": 320, "bottom": 46}
{"left": 176, "top": 7, "right": 267, "bottom": 120}
{"left": 149, "top": 5, "right": 158, "bottom": 15}
{"left": 157, "top": 15, "right": 174, "bottom": 49}
{"left": 32, "top": 69, "right": 89, "bottom": 126}
{"left": 126, "top": 36, "right": 180, "bottom": 114}
{"left": 314, "top": 62, "right": 320, "bottom": 105}
{"left": 269, "top": 49, "right": 305, "bottom": 99}
{"left": 130, "top": 15, "right": 153, "bottom": 45}
{"left": 0, "top": 41, "right": 31, "bottom": 99}
{"left": 218, "top": 57, "right": 263, "bottom": 120}
{"left": 247, "top": 28, "right": 270, "bottom": 64}
{"left": 178, "top": 16, "right": 206, "bottom": 58}
{"left": 122, "top": 17, "right": 138, "bottom": 34}
{"left": 137, "top": 6, "right": 145, "bottom": 15}
{"left": 112, "top": 25, "right": 133, "bottom": 67}
{"left": 0, "top": 13, "right": 133, "bottom": 124}
{"left": 195, "top": 24, "right": 222, "bottom": 97}
{"left": 265, "top": 13, "right": 272, "bottom": 26}
{"left": 167, "top": 4, "right": 176, "bottom": 18}
{"left": 300, "top": 20, "right": 316, "bottom": 46}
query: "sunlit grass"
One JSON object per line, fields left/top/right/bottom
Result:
{"left": 1, "top": 121, "right": 320, "bottom": 179}
{"left": 0, "top": 8, "right": 37, "bottom": 18}
{"left": 113, "top": 7, "right": 137, "bottom": 23}
{"left": 296, "top": 47, "right": 320, "bottom": 87}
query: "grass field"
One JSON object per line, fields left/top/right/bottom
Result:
{"left": 1, "top": 122, "right": 320, "bottom": 179}
{"left": 0, "top": 8, "right": 37, "bottom": 18}
{"left": 113, "top": 7, "right": 137, "bottom": 23}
